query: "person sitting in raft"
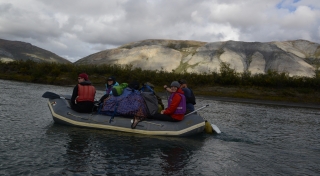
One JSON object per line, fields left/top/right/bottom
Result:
{"left": 70, "top": 73, "right": 96, "bottom": 113}
{"left": 98, "top": 76, "right": 119, "bottom": 103}
{"left": 151, "top": 81, "right": 186, "bottom": 122}
{"left": 164, "top": 79, "right": 195, "bottom": 113}
{"left": 178, "top": 79, "right": 196, "bottom": 113}
{"left": 105, "top": 76, "right": 119, "bottom": 95}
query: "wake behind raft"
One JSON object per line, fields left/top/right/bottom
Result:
{"left": 42, "top": 92, "right": 220, "bottom": 137}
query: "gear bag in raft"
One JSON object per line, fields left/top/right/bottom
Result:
{"left": 112, "top": 83, "right": 128, "bottom": 96}
{"left": 140, "top": 82, "right": 163, "bottom": 116}
{"left": 140, "top": 92, "right": 159, "bottom": 116}
{"left": 99, "top": 88, "right": 148, "bottom": 118}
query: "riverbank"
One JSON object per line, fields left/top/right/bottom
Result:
{"left": 153, "top": 88, "right": 320, "bottom": 110}
{"left": 95, "top": 84, "right": 320, "bottom": 109}
{"left": 2, "top": 78, "right": 320, "bottom": 109}
{"left": 192, "top": 86, "right": 320, "bottom": 109}
{"left": 1, "top": 60, "right": 319, "bottom": 106}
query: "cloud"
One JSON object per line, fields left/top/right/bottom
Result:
{"left": 0, "top": 0, "right": 319, "bottom": 62}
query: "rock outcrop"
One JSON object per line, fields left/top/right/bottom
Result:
{"left": 76, "top": 39, "right": 320, "bottom": 77}
{"left": 0, "top": 39, "right": 71, "bottom": 64}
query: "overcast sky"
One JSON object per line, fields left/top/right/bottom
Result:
{"left": 0, "top": 0, "right": 319, "bottom": 62}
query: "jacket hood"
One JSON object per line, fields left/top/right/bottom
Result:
{"left": 79, "top": 81, "right": 92, "bottom": 85}
{"left": 176, "top": 88, "right": 184, "bottom": 94}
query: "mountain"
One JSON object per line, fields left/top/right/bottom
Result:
{"left": 0, "top": 39, "right": 71, "bottom": 64}
{"left": 75, "top": 39, "right": 320, "bottom": 77}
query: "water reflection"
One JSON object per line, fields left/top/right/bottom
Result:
{"left": 159, "top": 146, "right": 189, "bottom": 174}
{"left": 45, "top": 123, "right": 206, "bottom": 175}
{"left": 65, "top": 131, "right": 91, "bottom": 173}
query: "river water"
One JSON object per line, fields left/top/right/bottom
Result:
{"left": 0, "top": 79, "right": 319, "bottom": 175}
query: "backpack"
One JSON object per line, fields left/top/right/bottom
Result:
{"left": 187, "top": 88, "right": 196, "bottom": 105}
{"left": 140, "top": 92, "right": 159, "bottom": 116}
{"left": 140, "top": 82, "right": 164, "bottom": 115}
{"left": 112, "top": 83, "right": 128, "bottom": 96}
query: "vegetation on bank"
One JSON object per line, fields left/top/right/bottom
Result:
{"left": 0, "top": 60, "right": 319, "bottom": 103}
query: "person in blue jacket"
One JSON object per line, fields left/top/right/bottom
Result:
{"left": 178, "top": 79, "right": 196, "bottom": 113}
{"left": 105, "top": 76, "right": 119, "bottom": 95}
{"left": 97, "top": 76, "right": 119, "bottom": 104}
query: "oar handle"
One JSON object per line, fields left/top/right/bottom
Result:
{"left": 185, "top": 104, "right": 209, "bottom": 116}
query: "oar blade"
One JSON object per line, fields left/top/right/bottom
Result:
{"left": 42, "top": 92, "right": 61, "bottom": 99}
{"left": 211, "top": 124, "right": 221, "bottom": 134}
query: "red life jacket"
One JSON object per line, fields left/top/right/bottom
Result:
{"left": 76, "top": 84, "right": 96, "bottom": 102}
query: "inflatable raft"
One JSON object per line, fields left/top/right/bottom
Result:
{"left": 43, "top": 92, "right": 206, "bottom": 136}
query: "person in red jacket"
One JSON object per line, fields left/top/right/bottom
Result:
{"left": 151, "top": 81, "right": 186, "bottom": 122}
{"left": 70, "top": 73, "right": 96, "bottom": 113}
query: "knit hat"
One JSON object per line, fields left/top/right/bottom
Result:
{"left": 129, "top": 80, "right": 140, "bottom": 90}
{"left": 179, "top": 79, "right": 187, "bottom": 84}
{"left": 170, "top": 81, "right": 180, "bottom": 88}
{"left": 78, "top": 73, "right": 89, "bottom": 81}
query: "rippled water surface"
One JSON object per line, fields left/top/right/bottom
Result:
{"left": 0, "top": 79, "right": 319, "bottom": 175}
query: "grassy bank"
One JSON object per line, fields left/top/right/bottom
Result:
{"left": 1, "top": 60, "right": 319, "bottom": 104}
{"left": 192, "top": 86, "right": 320, "bottom": 104}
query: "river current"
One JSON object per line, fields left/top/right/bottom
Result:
{"left": 0, "top": 79, "right": 319, "bottom": 175}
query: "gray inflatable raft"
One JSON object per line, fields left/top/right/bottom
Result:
{"left": 45, "top": 94, "right": 205, "bottom": 137}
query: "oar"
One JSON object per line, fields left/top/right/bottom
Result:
{"left": 186, "top": 104, "right": 221, "bottom": 134}
{"left": 42, "top": 91, "right": 70, "bottom": 100}
{"left": 185, "top": 104, "right": 209, "bottom": 116}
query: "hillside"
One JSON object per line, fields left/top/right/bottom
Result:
{"left": 75, "top": 39, "right": 320, "bottom": 77}
{"left": 0, "top": 39, "right": 70, "bottom": 64}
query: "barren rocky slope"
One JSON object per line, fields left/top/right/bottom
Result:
{"left": 0, "top": 39, "right": 71, "bottom": 64}
{"left": 76, "top": 39, "right": 320, "bottom": 77}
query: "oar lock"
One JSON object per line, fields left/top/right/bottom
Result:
{"left": 50, "top": 101, "right": 56, "bottom": 106}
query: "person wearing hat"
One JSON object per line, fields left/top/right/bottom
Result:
{"left": 97, "top": 76, "right": 120, "bottom": 104}
{"left": 150, "top": 81, "right": 186, "bottom": 122}
{"left": 178, "top": 79, "right": 196, "bottom": 113}
{"left": 70, "top": 73, "right": 96, "bottom": 113}
{"left": 105, "top": 76, "right": 119, "bottom": 95}
{"left": 164, "top": 79, "right": 196, "bottom": 113}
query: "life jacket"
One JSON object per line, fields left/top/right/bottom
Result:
{"left": 76, "top": 84, "right": 96, "bottom": 102}
{"left": 168, "top": 93, "right": 186, "bottom": 115}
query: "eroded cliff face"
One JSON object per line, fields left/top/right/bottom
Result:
{"left": 76, "top": 39, "right": 320, "bottom": 77}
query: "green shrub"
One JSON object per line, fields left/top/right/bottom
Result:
{"left": 0, "top": 60, "right": 319, "bottom": 92}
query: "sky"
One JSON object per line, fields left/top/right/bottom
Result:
{"left": 0, "top": 0, "right": 319, "bottom": 62}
